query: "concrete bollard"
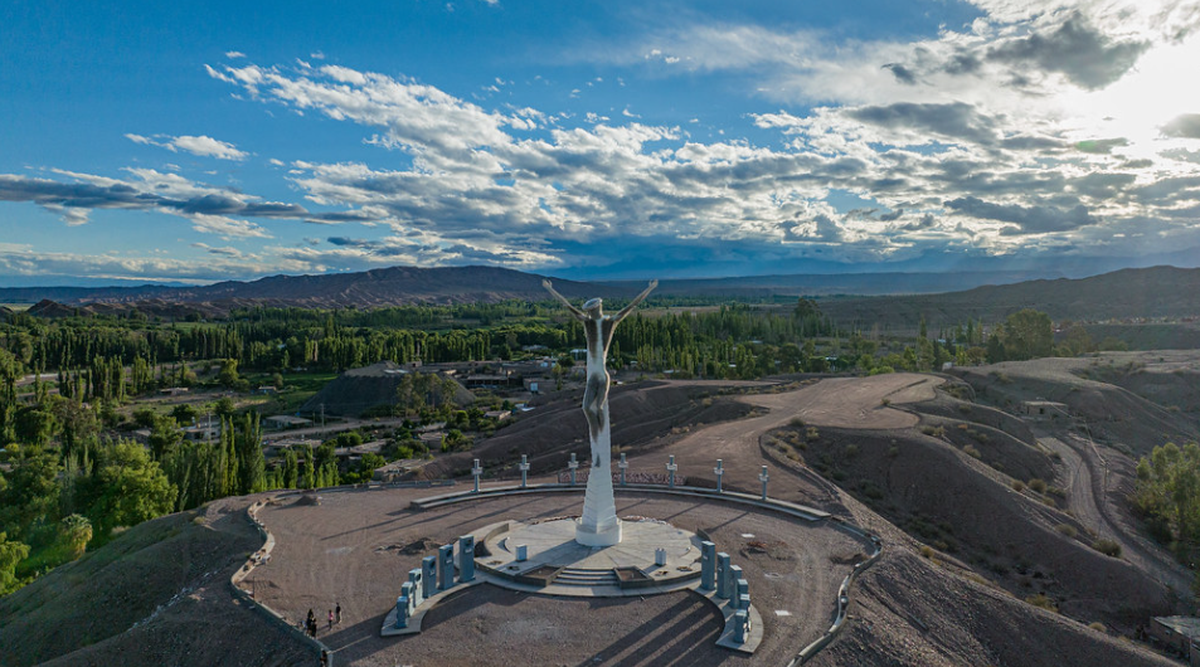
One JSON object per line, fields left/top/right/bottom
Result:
{"left": 655, "top": 548, "right": 666, "bottom": 566}
{"left": 716, "top": 552, "right": 731, "bottom": 599}
{"left": 728, "top": 565, "right": 743, "bottom": 606}
{"left": 667, "top": 454, "right": 678, "bottom": 488}
{"left": 394, "top": 595, "right": 409, "bottom": 629}
{"left": 714, "top": 459, "right": 724, "bottom": 493}
{"left": 736, "top": 578, "right": 749, "bottom": 609}
{"left": 401, "top": 581, "right": 415, "bottom": 615}
{"left": 759, "top": 465, "right": 769, "bottom": 500}
{"left": 519, "top": 454, "right": 530, "bottom": 488}
{"left": 421, "top": 556, "right": 437, "bottom": 600}
{"left": 438, "top": 544, "right": 455, "bottom": 590}
{"left": 458, "top": 535, "right": 476, "bottom": 583}
{"left": 700, "top": 541, "right": 716, "bottom": 591}
{"left": 471, "top": 458, "right": 482, "bottom": 493}
{"left": 733, "top": 610, "right": 748, "bottom": 644}
{"left": 568, "top": 452, "right": 578, "bottom": 486}
{"left": 618, "top": 452, "right": 628, "bottom": 486}
{"left": 516, "top": 544, "right": 528, "bottom": 562}
{"left": 408, "top": 568, "right": 424, "bottom": 607}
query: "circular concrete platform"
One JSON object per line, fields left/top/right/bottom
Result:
{"left": 473, "top": 517, "right": 703, "bottom": 596}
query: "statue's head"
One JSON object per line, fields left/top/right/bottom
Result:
{"left": 583, "top": 297, "right": 603, "bottom": 317}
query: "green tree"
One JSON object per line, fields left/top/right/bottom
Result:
{"left": 235, "top": 413, "right": 265, "bottom": 494}
{"left": 79, "top": 440, "right": 177, "bottom": 540}
{"left": 13, "top": 407, "right": 59, "bottom": 448}
{"left": 148, "top": 415, "right": 183, "bottom": 460}
{"left": 59, "top": 513, "right": 93, "bottom": 560}
{"left": 0, "top": 449, "right": 61, "bottom": 539}
{"left": 996, "top": 309, "right": 1053, "bottom": 361}
{"left": 1134, "top": 442, "right": 1200, "bottom": 554}
{"left": 218, "top": 358, "right": 243, "bottom": 389}
{"left": 0, "top": 532, "right": 30, "bottom": 594}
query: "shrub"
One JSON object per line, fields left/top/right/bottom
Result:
{"left": 1011, "top": 480, "right": 1026, "bottom": 492}
{"left": 1025, "top": 593, "right": 1058, "bottom": 612}
{"left": 1054, "top": 524, "right": 1078, "bottom": 538}
{"left": 1092, "top": 539, "right": 1121, "bottom": 558}
{"left": 963, "top": 445, "right": 981, "bottom": 458}
{"left": 1088, "top": 622, "right": 1107, "bottom": 633}
{"left": 921, "top": 425, "right": 946, "bottom": 437}
{"left": 919, "top": 545, "right": 935, "bottom": 559}
{"left": 805, "top": 426, "right": 820, "bottom": 441}
{"left": 1028, "top": 478, "right": 1047, "bottom": 494}
{"left": 844, "top": 444, "right": 859, "bottom": 458}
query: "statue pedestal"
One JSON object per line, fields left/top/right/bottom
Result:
{"left": 575, "top": 516, "right": 622, "bottom": 547}
{"left": 576, "top": 419, "right": 621, "bottom": 547}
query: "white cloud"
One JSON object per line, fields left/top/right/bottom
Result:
{"left": 125, "top": 132, "right": 250, "bottom": 160}
{"left": 225, "top": 51, "right": 246, "bottom": 59}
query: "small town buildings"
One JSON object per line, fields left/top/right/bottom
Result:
{"left": 264, "top": 415, "right": 314, "bottom": 430}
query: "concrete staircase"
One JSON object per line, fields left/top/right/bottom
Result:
{"left": 553, "top": 567, "right": 619, "bottom": 587}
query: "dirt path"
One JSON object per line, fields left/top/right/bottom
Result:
{"left": 634, "top": 374, "right": 942, "bottom": 496}
{"left": 1039, "top": 432, "right": 1192, "bottom": 595}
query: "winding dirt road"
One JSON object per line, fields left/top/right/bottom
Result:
{"left": 1039, "top": 432, "right": 1192, "bottom": 596}
{"left": 630, "top": 374, "right": 943, "bottom": 497}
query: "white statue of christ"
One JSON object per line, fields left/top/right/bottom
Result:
{"left": 543, "top": 278, "right": 657, "bottom": 546}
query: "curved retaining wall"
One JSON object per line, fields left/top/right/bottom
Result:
{"left": 231, "top": 497, "right": 336, "bottom": 666}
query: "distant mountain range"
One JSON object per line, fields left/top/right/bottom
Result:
{"left": 819, "top": 265, "right": 1200, "bottom": 328}
{"left": 0, "top": 265, "right": 1070, "bottom": 306}
{"left": 1, "top": 264, "right": 1196, "bottom": 325}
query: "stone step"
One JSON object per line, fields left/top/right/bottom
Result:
{"left": 554, "top": 568, "right": 619, "bottom": 586}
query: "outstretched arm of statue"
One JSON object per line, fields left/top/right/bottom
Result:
{"left": 612, "top": 279, "right": 657, "bottom": 324}
{"left": 543, "top": 279, "right": 586, "bottom": 320}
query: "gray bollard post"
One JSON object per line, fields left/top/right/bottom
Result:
{"left": 728, "top": 565, "right": 743, "bottom": 606}
{"left": 458, "top": 535, "right": 475, "bottom": 582}
{"left": 714, "top": 458, "right": 724, "bottom": 493}
{"left": 516, "top": 544, "right": 528, "bottom": 561}
{"left": 408, "top": 568, "right": 424, "bottom": 607}
{"left": 401, "top": 581, "right": 415, "bottom": 614}
{"left": 471, "top": 458, "right": 482, "bottom": 493}
{"left": 667, "top": 454, "right": 677, "bottom": 488}
{"left": 739, "top": 592, "right": 751, "bottom": 613}
{"left": 618, "top": 452, "right": 628, "bottom": 486}
{"left": 568, "top": 452, "right": 578, "bottom": 486}
{"left": 759, "top": 465, "right": 769, "bottom": 500}
{"left": 700, "top": 541, "right": 716, "bottom": 591}
{"left": 716, "top": 552, "right": 731, "bottom": 599}
{"left": 655, "top": 548, "right": 667, "bottom": 566}
{"left": 519, "top": 454, "right": 530, "bottom": 488}
{"left": 394, "top": 595, "right": 409, "bottom": 629}
{"left": 733, "top": 610, "right": 748, "bottom": 644}
{"left": 438, "top": 544, "right": 455, "bottom": 590}
{"left": 736, "top": 578, "right": 749, "bottom": 609}
{"left": 421, "top": 556, "right": 437, "bottom": 599}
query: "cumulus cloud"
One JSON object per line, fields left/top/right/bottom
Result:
{"left": 1162, "top": 114, "right": 1200, "bottom": 139}
{"left": 986, "top": 13, "right": 1149, "bottom": 90}
{"left": 126, "top": 133, "right": 250, "bottom": 160}
{"left": 0, "top": 169, "right": 367, "bottom": 236}
{"left": 945, "top": 196, "right": 1099, "bottom": 234}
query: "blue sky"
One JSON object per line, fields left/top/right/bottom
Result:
{"left": 3, "top": 0, "right": 1200, "bottom": 285}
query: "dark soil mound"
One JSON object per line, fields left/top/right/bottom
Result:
{"left": 779, "top": 424, "right": 1175, "bottom": 633}
{"left": 299, "top": 360, "right": 473, "bottom": 417}
{"left": 821, "top": 547, "right": 1176, "bottom": 667}
{"left": 0, "top": 499, "right": 311, "bottom": 667}
{"left": 421, "top": 380, "right": 754, "bottom": 480}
